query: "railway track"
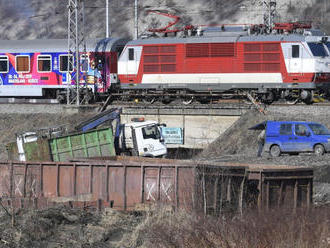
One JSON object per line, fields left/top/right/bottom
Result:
{"left": 1, "top": 97, "right": 330, "bottom": 110}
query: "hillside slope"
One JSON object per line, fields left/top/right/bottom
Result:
{"left": 0, "top": 0, "right": 328, "bottom": 40}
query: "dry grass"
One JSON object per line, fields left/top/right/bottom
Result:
{"left": 0, "top": 204, "right": 329, "bottom": 247}
{"left": 141, "top": 206, "right": 330, "bottom": 248}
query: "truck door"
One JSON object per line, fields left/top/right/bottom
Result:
{"left": 134, "top": 124, "right": 167, "bottom": 157}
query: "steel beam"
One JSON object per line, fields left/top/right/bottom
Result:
{"left": 67, "top": 0, "right": 86, "bottom": 105}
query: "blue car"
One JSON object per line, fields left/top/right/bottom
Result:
{"left": 250, "top": 121, "right": 330, "bottom": 157}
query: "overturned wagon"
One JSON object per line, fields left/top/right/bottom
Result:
{"left": 0, "top": 157, "right": 313, "bottom": 213}
{"left": 245, "top": 163, "right": 314, "bottom": 209}
{"left": 0, "top": 158, "right": 246, "bottom": 213}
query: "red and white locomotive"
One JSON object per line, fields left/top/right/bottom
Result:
{"left": 116, "top": 22, "right": 330, "bottom": 103}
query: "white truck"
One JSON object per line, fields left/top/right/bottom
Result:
{"left": 75, "top": 108, "right": 167, "bottom": 158}
{"left": 119, "top": 120, "right": 167, "bottom": 157}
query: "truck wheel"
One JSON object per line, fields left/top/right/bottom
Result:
{"left": 270, "top": 145, "right": 281, "bottom": 157}
{"left": 314, "top": 144, "right": 325, "bottom": 156}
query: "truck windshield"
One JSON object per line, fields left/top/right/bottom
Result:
{"left": 142, "top": 125, "right": 161, "bottom": 140}
{"left": 308, "top": 123, "right": 330, "bottom": 135}
{"left": 308, "top": 43, "right": 328, "bottom": 57}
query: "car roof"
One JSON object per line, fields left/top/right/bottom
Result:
{"left": 267, "top": 121, "right": 319, "bottom": 125}
{"left": 249, "top": 121, "right": 323, "bottom": 130}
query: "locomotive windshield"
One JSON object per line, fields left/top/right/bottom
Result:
{"left": 326, "top": 42, "right": 330, "bottom": 53}
{"left": 308, "top": 43, "right": 328, "bottom": 57}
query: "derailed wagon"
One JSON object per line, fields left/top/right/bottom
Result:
{"left": 0, "top": 157, "right": 313, "bottom": 213}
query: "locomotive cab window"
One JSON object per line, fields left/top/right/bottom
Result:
{"left": 128, "top": 48, "right": 134, "bottom": 60}
{"left": 0, "top": 56, "right": 9, "bottom": 73}
{"left": 292, "top": 45, "right": 300, "bottom": 58}
{"left": 16, "top": 55, "right": 30, "bottom": 73}
{"left": 37, "top": 55, "right": 52, "bottom": 72}
{"left": 80, "top": 54, "right": 89, "bottom": 72}
{"left": 308, "top": 42, "right": 328, "bottom": 57}
{"left": 326, "top": 42, "right": 330, "bottom": 53}
{"left": 59, "top": 54, "right": 74, "bottom": 72}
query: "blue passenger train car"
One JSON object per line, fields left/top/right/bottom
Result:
{"left": 0, "top": 38, "right": 127, "bottom": 100}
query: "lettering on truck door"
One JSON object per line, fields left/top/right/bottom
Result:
{"left": 141, "top": 125, "right": 163, "bottom": 157}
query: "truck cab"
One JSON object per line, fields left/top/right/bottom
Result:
{"left": 120, "top": 120, "right": 167, "bottom": 157}
{"left": 252, "top": 121, "right": 330, "bottom": 157}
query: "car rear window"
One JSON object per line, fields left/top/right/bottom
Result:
{"left": 279, "top": 124, "right": 292, "bottom": 135}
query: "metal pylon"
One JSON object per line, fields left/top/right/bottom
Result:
{"left": 263, "top": 0, "right": 277, "bottom": 32}
{"left": 67, "top": 0, "right": 86, "bottom": 105}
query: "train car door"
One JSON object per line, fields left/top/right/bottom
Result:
{"left": 289, "top": 44, "right": 302, "bottom": 73}
{"left": 126, "top": 47, "right": 142, "bottom": 76}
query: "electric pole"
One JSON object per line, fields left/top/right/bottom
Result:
{"left": 67, "top": 0, "right": 86, "bottom": 105}
{"left": 134, "top": 0, "right": 138, "bottom": 39}
{"left": 106, "top": 0, "right": 109, "bottom": 38}
{"left": 263, "top": 0, "right": 277, "bottom": 32}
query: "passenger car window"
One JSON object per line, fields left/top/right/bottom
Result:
{"left": 279, "top": 124, "right": 292, "bottom": 135}
{"left": 142, "top": 125, "right": 160, "bottom": 140}
{"left": 59, "top": 54, "right": 74, "bottom": 72}
{"left": 0, "top": 56, "right": 9, "bottom": 73}
{"left": 292, "top": 45, "right": 300, "bottom": 58}
{"left": 16, "top": 55, "right": 30, "bottom": 73}
{"left": 295, "top": 124, "right": 309, "bottom": 136}
{"left": 38, "top": 55, "right": 52, "bottom": 72}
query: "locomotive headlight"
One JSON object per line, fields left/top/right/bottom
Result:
{"left": 327, "top": 139, "right": 330, "bottom": 142}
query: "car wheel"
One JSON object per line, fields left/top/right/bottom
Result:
{"left": 314, "top": 144, "right": 325, "bottom": 156}
{"left": 270, "top": 145, "right": 281, "bottom": 157}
